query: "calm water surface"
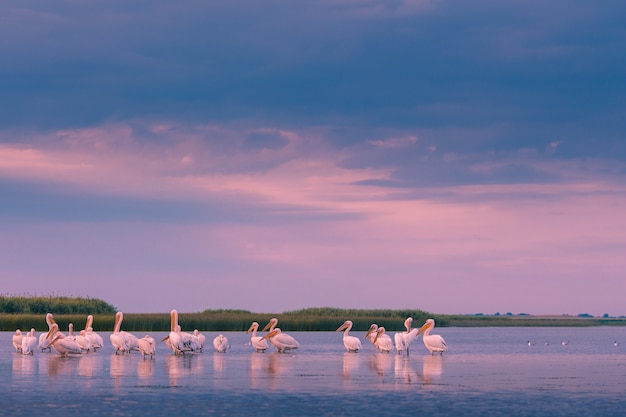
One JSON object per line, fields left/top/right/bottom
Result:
{"left": 3, "top": 327, "right": 626, "bottom": 416}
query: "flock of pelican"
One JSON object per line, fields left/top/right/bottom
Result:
{"left": 339, "top": 318, "right": 447, "bottom": 355}
{"left": 11, "top": 311, "right": 447, "bottom": 357}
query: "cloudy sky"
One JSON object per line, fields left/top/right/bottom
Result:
{"left": 2, "top": 1, "right": 625, "bottom": 315}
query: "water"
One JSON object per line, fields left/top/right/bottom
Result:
{"left": 3, "top": 327, "right": 626, "bottom": 416}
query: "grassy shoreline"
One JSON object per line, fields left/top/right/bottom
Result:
{"left": 3, "top": 311, "right": 626, "bottom": 332}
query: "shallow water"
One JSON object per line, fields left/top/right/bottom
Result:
{"left": 3, "top": 327, "right": 626, "bottom": 416}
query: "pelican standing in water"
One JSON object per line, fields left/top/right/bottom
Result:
{"left": 193, "top": 330, "right": 206, "bottom": 351}
{"left": 137, "top": 335, "right": 156, "bottom": 359}
{"left": 372, "top": 327, "right": 394, "bottom": 353}
{"left": 364, "top": 324, "right": 379, "bottom": 346}
{"left": 21, "top": 329, "right": 38, "bottom": 355}
{"left": 46, "top": 324, "right": 83, "bottom": 356}
{"left": 417, "top": 319, "right": 448, "bottom": 355}
{"left": 261, "top": 328, "right": 299, "bottom": 353}
{"left": 12, "top": 329, "right": 23, "bottom": 353}
{"left": 167, "top": 309, "right": 199, "bottom": 355}
{"left": 38, "top": 313, "right": 56, "bottom": 352}
{"left": 262, "top": 318, "right": 299, "bottom": 353}
{"left": 213, "top": 334, "right": 230, "bottom": 353}
{"left": 336, "top": 320, "right": 361, "bottom": 353}
{"left": 247, "top": 322, "right": 268, "bottom": 353}
{"left": 110, "top": 312, "right": 140, "bottom": 354}
{"left": 84, "top": 315, "right": 104, "bottom": 351}
{"left": 394, "top": 317, "right": 419, "bottom": 355}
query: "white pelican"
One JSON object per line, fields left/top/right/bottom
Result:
{"left": 84, "top": 315, "right": 104, "bottom": 351}
{"left": 21, "top": 328, "right": 38, "bottom": 355}
{"left": 193, "top": 330, "right": 206, "bottom": 351}
{"left": 364, "top": 324, "right": 379, "bottom": 346}
{"left": 247, "top": 322, "right": 268, "bottom": 352}
{"left": 372, "top": 327, "right": 393, "bottom": 353}
{"left": 394, "top": 317, "right": 419, "bottom": 355}
{"left": 213, "top": 334, "right": 230, "bottom": 353}
{"left": 336, "top": 320, "right": 361, "bottom": 353}
{"left": 12, "top": 330, "right": 23, "bottom": 353}
{"left": 417, "top": 319, "right": 448, "bottom": 355}
{"left": 261, "top": 328, "right": 299, "bottom": 353}
{"left": 46, "top": 324, "right": 83, "bottom": 356}
{"left": 76, "top": 330, "right": 93, "bottom": 353}
{"left": 137, "top": 335, "right": 156, "bottom": 359}
{"left": 168, "top": 309, "right": 199, "bottom": 355}
{"left": 38, "top": 313, "right": 56, "bottom": 352}
{"left": 110, "top": 312, "right": 140, "bottom": 354}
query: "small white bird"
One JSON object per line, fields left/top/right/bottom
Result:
{"left": 213, "top": 334, "right": 230, "bottom": 353}
{"left": 614, "top": 341, "right": 620, "bottom": 347}
{"left": 561, "top": 340, "right": 569, "bottom": 346}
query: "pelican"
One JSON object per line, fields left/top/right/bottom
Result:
{"left": 261, "top": 328, "right": 299, "bottom": 353}
{"left": 84, "top": 315, "right": 104, "bottom": 351}
{"left": 614, "top": 341, "right": 620, "bottom": 347}
{"left": 336, "top": 320, "right": 361, "bottom": 353}
{"left": 213, "top": 334, "right": 230, "bottom": 353}
{"left": 137, "top": 335, "right": 156, "bottom": 359}
{"left": 168, "top": 309, "right": 199, "bottom": 355}
{"left": 247, "top": 322, "right": 268, "bottom": 352}
{"left": 21, "top": 329, "right": 38, "bottom": 355}
{"left": 364, "top": 324, "right": 379, "bottom": 346}
{"left": 561, "top": 340, "right": 569, "bottom": 346}
{"left": 12, "top": 329, "right": 23, "bottom": 353}
{"left": 372, "top": 327, "right": 393, "bottom": 353}
{"left": 38, "top": 313, "right": 56, "bottom": 352}
{"left": 394, "top": 317, "right": 419, "bottom": 355}
{"left": 417, "top": 319, "right": 448, "bottom": 355}
{"left": 110, "top": 312, "right": 140, "bottom": 354}
{"left": 193, "top": 330, "right": 206, "bottom": 351}
{"left": 76, "top": 330, "right": 93, "bottom": 353}
{"left": 46, "top": 324, "right": 83, "bottom": 356}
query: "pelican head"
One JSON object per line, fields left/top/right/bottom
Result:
{"left": 336, "top": 320, "right": 353, "bottom": 332}
{"left": 417, "top": 319, "right": 434, "bottom": 336}
{"left": 170, "top": 309, "right": 178, "bottom": 332}
{"left": 247, "top": 322, "right": 259, "bottom": 334}
{"left": 46, "top": 323, "right": 62, "bottom": 343}
{"left": 364, "top": 323, "right": 378, "bottom": 339}
{"left": 262, "top": 318, "right": 278, "bottom": 332}
{"left": 374, "top": 326, "right": 387, "bottom": 342}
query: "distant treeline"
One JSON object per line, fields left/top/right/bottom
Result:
{"left": 3, "top": 297, "right": 626, "bottom": 331}
{"left": 0, "top": 295, "right": 116, "bottom": 315}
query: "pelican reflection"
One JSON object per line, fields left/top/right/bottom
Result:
{"left": 393, "top": 354, "right": 419, "bottom": 384}
{"left": 12, "top": 354, "right": 36, "bottom": 376}
{"left": 421, "top": 354, "right": 444, "bottom": 384}
{"left": 166, "top": 353, "right": 204, "bottom": 386}
{"left": 341, "top": 352, "right": 361, "bottom": 379}
{"left": 137, "top": 357, "right": 155, "bottom": 381}
{"left": 368, "top": 352, "right": 394, "bottom": 379}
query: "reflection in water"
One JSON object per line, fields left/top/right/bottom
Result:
{"left": 249, "top": 352, "right": 270, "bottom": 389}
{"left": 213, "top": 352, "right": 226, "bottom": 375}
{"left": 44, "top": 355, "right": 80, "bottom": 377}
{"left": 248, "top": 352, "right": 296, "bottom": 390}
{"left": 110, "top": 354, "right": 134, "bottom": 390}
{"left": 421, "top": 355, "right": 444, "bottom": 384}
{"left": 393, "top": 355, "right": 419, "bottom": 384}
{"left": 137, "top": 357, "right": 155, "bottom": 381}
{"left": 166, "top": 354, "right": 204, "bottom": 386}
{"left": 12, "top": 354, "right": 36, "bottom": 376}
{"left": 341, "top": 352, "right": 361, "bottom": 379}
{"left": 78, "top": 354, "right": 103, "bottom": 378}
{"left": 368, "top": 353, "right": 394, "bottom": 379}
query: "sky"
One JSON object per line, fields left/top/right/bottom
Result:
{"left": 1, "top": 1, "right": 626, "bottom": 316}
